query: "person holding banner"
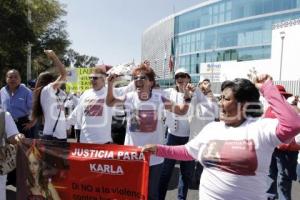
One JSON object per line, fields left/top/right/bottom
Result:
{"left": 0, "top": 110, "right": 24, "bottom": 200}
{"left": 27, "top": 50, "right": 68, "bottom": 142}
{"left": 26, "top": 144, "right": 61, "bottom": 200}
{"left": 106, "top": 63, "right": 193, "bottom": 200}
{"left": 142, "top": 74, "right": 300, "bottom": 200}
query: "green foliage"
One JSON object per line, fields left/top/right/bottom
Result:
{"left": 0, "top": 0, "right": 70, "bottom": 86}
{"left": 64, "top": 49, "right": 99, "bottom": 68}
{"left": 0, "top": 0, "right": 34, "bottom": 85}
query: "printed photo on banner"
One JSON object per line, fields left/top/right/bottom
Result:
{"left": 17, "top": 139, "right": 150, "bottom": 200}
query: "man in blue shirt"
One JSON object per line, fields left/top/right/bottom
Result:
{"left": 0, "top": 69, "right": 33, "bottom": 187}
{"left": 0, "top": 69, "right": 33, "bottom": 138}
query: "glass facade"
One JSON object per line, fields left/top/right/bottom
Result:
{"left": 173, "top": 0, "right": 300, "bottom": 82}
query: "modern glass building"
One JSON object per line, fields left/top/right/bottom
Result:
{"left": 142, "top": 0, "right": 300, "bottom": 85}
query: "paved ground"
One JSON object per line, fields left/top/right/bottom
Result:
{"left": 7, "top": 165, "right": 300, "bottom": 200}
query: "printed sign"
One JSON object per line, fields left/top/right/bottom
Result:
{"left": 17, "top": 139, "right": 150, "bottom": 200}
{"left": 66, "top": 68, "right": 92, "bottom": 93}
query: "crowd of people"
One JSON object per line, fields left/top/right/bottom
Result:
{"left": 0, "top": 49, "right": 300, "bottom": 200}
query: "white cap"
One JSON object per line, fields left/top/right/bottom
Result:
{"left": 174, "top": 68, "right": 191, "bottom": 78}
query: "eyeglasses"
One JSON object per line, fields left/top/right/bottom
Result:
{"left": 175, "top": 74, "right": 188, "bottom": 79}
{"left": 89, "top": 74, "right": 106, "bottom": 80}
{"left": 133, "top": 76, "right": 148, "bottom": 81}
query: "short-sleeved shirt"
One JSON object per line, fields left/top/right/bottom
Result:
{"left": 40, "top": 84, "right": 67, "bottom": 139}
{"left": 185, "top": 117, "right": 280, "bottom": 200}
{"left": 163, "top": 88, "right": 190, "bottom": 137}
{"left": 0, "top": 111, "right": 19, "bottom": 138}
{"left": 124, "top": 91, "right": 165, "bottom": 166}
{"left": 69, "top": 87, "right": 113, "bottom": 144}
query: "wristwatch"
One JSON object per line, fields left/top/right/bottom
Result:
{"left": 184, "top": 97, "right": 192, "bottom": 103}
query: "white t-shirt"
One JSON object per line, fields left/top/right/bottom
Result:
{"left": 185, "top": 117, "right": 281, "bottom": 200}
{"left": 124, "top": 91, "right": 165, "bottom": 166}
{"left": 69, "top": 87, "right": 112, "bottom": 144}
{"left": 40, "top": 84, "right": 67, "bottom": 139}
{"left": 189, "top": 88, "right": 219, "bottom": 140}
{"left": 3, "top": 111, "right": 19, "bottom": 137}
{"left": 163, "top": 88, "right": 190, "bottom": 137}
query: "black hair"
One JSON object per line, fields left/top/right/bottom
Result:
{"left": 221, "top": 78, "right": 263, "bottom": 117}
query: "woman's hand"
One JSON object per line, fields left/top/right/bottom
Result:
{"left": 107, "top": 73, "right": 118, "bottom": 87}
{"left": 44, "top": 50, "right": 58, "bottom": 60}
{"left": 252, "top": 74, "right": 273, "bottom": 90}
{"left": 142, "top": 144, "right": 158, "bottom": 154}
{"left": 8, "top": 133, "right": 25, "bottom": 145}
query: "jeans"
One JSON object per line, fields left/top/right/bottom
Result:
{"left": 0, "top": 175, "right": 7, "bottom": 200}
{"left": 149, "top": 164, "right": 163, "bottom": 200}
{"left": 159, "top": 134, "right": 194, "bottom": 200}
{"left": 266, "top": 148, "right": 298, "bottom": 200}
{"left": 297, "top": 162, "right": 300, "bottom": 182}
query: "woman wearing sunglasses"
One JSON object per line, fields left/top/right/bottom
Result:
{"left": 106, "top": 63, "right": 193, "bottom": 200}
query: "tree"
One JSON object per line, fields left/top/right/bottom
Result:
{"left": 0, "top": 0, "right": 70, "bottom": 86}
{"left": 0, "top": 0, "right": 34, "bottom": 85}
{"left": 64, "top": 49, "right": 99, "bottom": 68}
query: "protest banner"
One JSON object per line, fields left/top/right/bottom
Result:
{"left": 17, "top": 139, "right": 150, "bottom": 200}
{"left": 66, "top": 68, "right": 92, "bottom": 93}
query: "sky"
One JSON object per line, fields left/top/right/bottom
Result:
{"left": 59, "top": 0, "right": 201, "bottom": 66}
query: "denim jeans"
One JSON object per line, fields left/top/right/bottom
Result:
{"left": 159, "top": 134, "right": 194, "bottom": 200}
{"left": 297, "top": 162, "right": 300, "bottom": 182}
{"left": 266, "top": 148, "right": 298, "bottom": 200}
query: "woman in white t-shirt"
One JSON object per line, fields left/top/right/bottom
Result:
{"left": 106, "top": 63, "right": 193, "bottom": 200}
{"left": 0, "top": 110, "right": 24, "bottom": 200}
{"left": 29, "top": 50, "right": 67, "bottom": 141}
{"left": 142, "top": 74, "right": 300, "bottom": 200}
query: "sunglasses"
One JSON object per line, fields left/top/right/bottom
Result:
{"left": 133, "top": 76, "right": 148, "bottom": 81}
{"left": 89, "top": 74, "right": 106, "bottom": 80}
{"left": 175, "top": 74, "right": 188, "bottom": 79}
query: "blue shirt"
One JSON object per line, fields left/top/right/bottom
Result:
{"left": 0, "top": 84, "right": 33, "bottom": 119}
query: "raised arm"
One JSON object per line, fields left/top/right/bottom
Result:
{"left": 163, "top": 83, "right": 193, "bottom": 115}
{"left": 255, "top": 74, "right": 300, "bottom": 142}
{"left": 44, "top": 50, "right": 67, "bottom": 90}
{"left": 163, "top": 96, "right": 190, "bottom": 115}
{"left": 142, "top": 144, "right": 194, "bottom": 161}
{"left": 106, "top": 74, "right": 125, "bottom": 107}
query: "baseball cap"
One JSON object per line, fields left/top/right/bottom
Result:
{"left": 174, "top": 68, "right": 191, "bottom": 79}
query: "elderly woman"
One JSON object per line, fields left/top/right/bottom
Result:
{"left": 143, "top": 74, "right": 300, "bottom": 200}
{"left": 106, "top": 63, "right": 192, "bottom": 200}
